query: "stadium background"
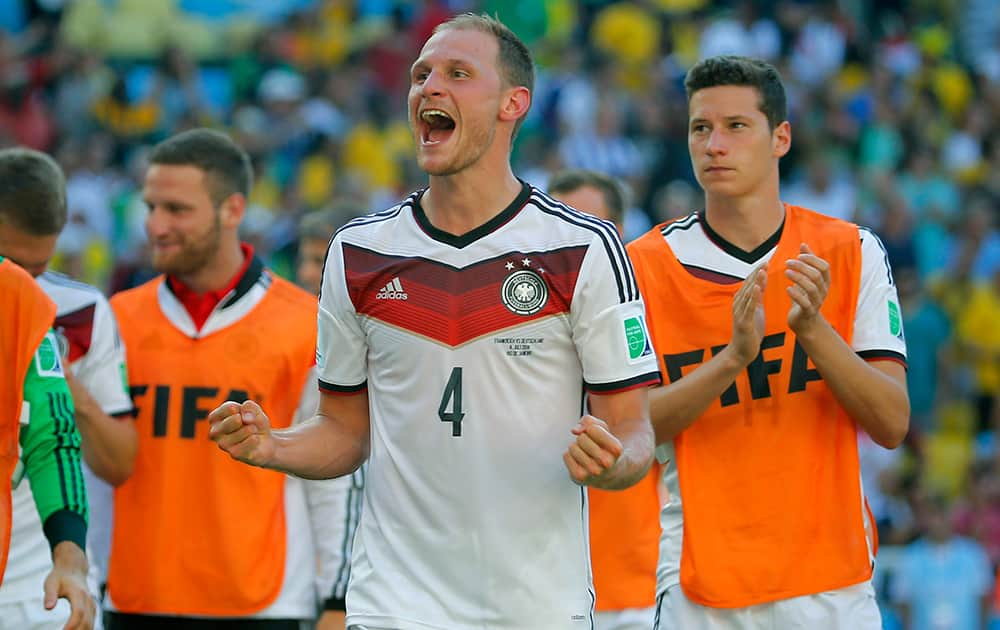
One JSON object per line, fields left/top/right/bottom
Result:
{"left": 1, "top": 0, "right": 998, "bottom": 627}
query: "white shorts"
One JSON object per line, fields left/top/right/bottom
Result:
{"left": 0, "top": 598, "right": 71, "bottom": 630}
{"left": 595, "top": 606, "right": 656, "bottom": 630}
{"left": 654, "top": 580, "right": 881, "bottom": 630}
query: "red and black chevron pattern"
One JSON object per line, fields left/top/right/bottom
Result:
{"left": 344, "top": 244, "right": 589, "bottom": 346}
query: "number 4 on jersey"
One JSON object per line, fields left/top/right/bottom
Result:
{"left": 438, "top": 367, "right": 465, "bottom": 436}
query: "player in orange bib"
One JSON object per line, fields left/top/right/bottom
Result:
{"left": 626, "top": 56, "right": 910, "bottom": 629}
{"left": 0, "top": 254, "right": 93, "bottom": 630}
{"left": 105, "top": 129, "right": 344, "bottom": 629}
{"left": 549, "top": 169, "right": 662, "bottom": 630}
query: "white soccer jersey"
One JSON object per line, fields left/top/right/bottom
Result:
{"left": 1, "top": 272, "right": 132, "bottom": 613}
{"left": 653, "top": 207, "right": 907, "bottom": 597}
{"left": 318, "top": 183, "right": 661, "bottom": 630}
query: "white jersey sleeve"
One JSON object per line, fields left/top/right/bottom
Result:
{"left": 852, "top": 228, "right": 907, "bottom": 362}
{"left": 310, "top": 467, "right": 363, "bottom": 610}
{"left": 33, "top": 274, "right": 134, "bottom": 602}
{"left": 571, "top": 232, "right": 660, "bottom": 391}
{"left": 317, "top": 235, "right": 368, "bottom": 392}
{"left": 72, "top": 294, "right": 132, "bottom": 415}
{"left": 294, "top": 365, "right": 320, "bottom": 423}
{"left": 72, "top": 294, "right": 132, "bottom": 602}
{"left": 292, "top": 366, "right": 361, "bottom": 610}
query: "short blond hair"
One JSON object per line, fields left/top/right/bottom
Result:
{"left": 434, "top": 13, "right": 535, "bottom": 137}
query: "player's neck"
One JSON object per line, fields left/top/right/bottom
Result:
{"left": 423, "top": 165, "right": 522, "bottom": 236}
{"left": 703, "top": 193, "right": 785, "bottom": 253}
{"left": 172, "top": 240, "right": 245, "bottom": 295}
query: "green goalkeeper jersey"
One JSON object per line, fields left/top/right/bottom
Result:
{"left": 16, "top": 328, "right": 88, "bottom": 549}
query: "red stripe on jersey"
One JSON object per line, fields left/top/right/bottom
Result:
{"left": 681, "top": 263, "right": 742, "bottom": 285}
{"left": 54, "top": 303, "right": 96, "bottom": 363}
{"left": 344, "top": 244, "right": 588, "bottom": 346}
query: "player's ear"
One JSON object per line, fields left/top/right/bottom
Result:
{"left": 772, "top": 121, "right": 791, "bottom": 158}
{"left": 499, "top": 86, "right": 531, "bottom": 125}
{"left": 218, "top": 193, "right": 246, "bottom": 229}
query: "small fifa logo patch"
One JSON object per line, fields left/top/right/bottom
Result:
{"left": 623, "top": 316, "right": 653, "bottom": 362}
{"left": 887, "top": 300, "right": 903, "bottom": 339}
{"left": 35, "top": 332, "right": 65, "bottom": 378}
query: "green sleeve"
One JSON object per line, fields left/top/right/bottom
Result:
{"left": 19, "top": 330, "right": 88, "bottom": 549}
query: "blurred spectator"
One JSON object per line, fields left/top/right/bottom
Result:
{"left": 229, "top": 29, "right": 288, "bottom": 104}
{"left": 50, "top": 46, "right": 109, "bottom": 140}
{"left": 858, "top": 96, "right": 904, "bottom": 174}
{"left": 697, "top": 1, "right": 780, "bottom": 61}
{"left": 941, "top": 103, "right": 990, "bottom": 183}
{"left": 923, "top": 405, "right": 977, "bottom": 501}
{"left": 858, "top": 430, "right": 906, "bottom": 540}
{"left": 257, "top": 67, "right": 313, "bottom": 171}
{"left": 59, "top": 134, "right": 121, "bottom": 246}
{"left": 949, "top": 196, "right": 1000, "bottom": 282}
{"left": 897, "top": 269, "right": 951, "bottom": 433}
{"left": 0, "top": 31, "right": 55, "bottom": 149}
{"left": 339, "top": 100, "right": 411, "bottom": 200}
{"left": 549, "top": 50, "right": 608, "bottom": 136}
{"left": 151, "top": 45, "right": 211, "bottom": 133}
{"left": 953, "top": 266, "right": 1000, "bottom": 435}
{"left": 872, "top": 461, "right": 920, "bottom": 546}
{"left": 649, "top": 179, "right": 698, "bottom": 225}
{"left": 590, "top": 1, "right": 660, "bottom": 69}
{"left": 91, "top": 76, "right": 159, "bottom": 142}
{"left": 952, "top": 460, "right": 1000, "bottom": 568}
{"left": 294, "top": 202, "right": 363, "bottom": 296}
{"left": 896, "top": 146, "right": 961, "bottom": 224}
{"left": 876, "top": 191, "right": 918, "bottom": 277}
{"left": 366, "top": 6, "right": 419, "bottom": 97}
{"left": 783, "top": 151, "right": 857, "bottom": 222}
{"left": 893, "top": 494, "right": 993, "bottom": 630}
{"left": 558, "top": 95, "right": 644, "bottom": 183}
{"left": 788, "top": 3, "right": 847, "bottom": 87}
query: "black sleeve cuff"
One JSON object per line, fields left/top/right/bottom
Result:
{"left": 42, "top": 509, "right": 87, "bottom": 552}
{"left": 857, "top": 349, "right": 908, "bottom": 369}
{"left": 319, "top": 379, "right": 367, "bottom": 394}
{"left": 586, "top": 371, "right": 663, "bottom": 394}
{"left": 323, "top": 595, "right": 347, "bottom": 611}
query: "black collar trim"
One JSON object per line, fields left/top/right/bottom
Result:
{"left": 698, "top": 210, "right": 785, "bottom": 264}
{"left": 412, "top": 181, "right": 532, "bottom": 249}
{"left": 221, "top": 255, "right": 265, "bottom": 308}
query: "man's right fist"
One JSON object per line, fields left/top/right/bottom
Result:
{"left": 208, "top": 400, "right": 276, "bottom": 467}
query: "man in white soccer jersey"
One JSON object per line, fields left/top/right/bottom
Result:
{"left": 0, "top": 147, "right": 136, "bottom": 630}
{"left": 627, "top": 56, "right": 908, "bottom": 629}
{"left": 209, "top": 13, "right": 661, "bottom": 630}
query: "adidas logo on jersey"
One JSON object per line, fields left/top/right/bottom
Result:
{"left": 376, "top": 277, "right": 408, "bottom": 300}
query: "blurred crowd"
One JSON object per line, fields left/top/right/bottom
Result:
{"left": 1, "top": 0, "right": 999, "bottom": 627}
